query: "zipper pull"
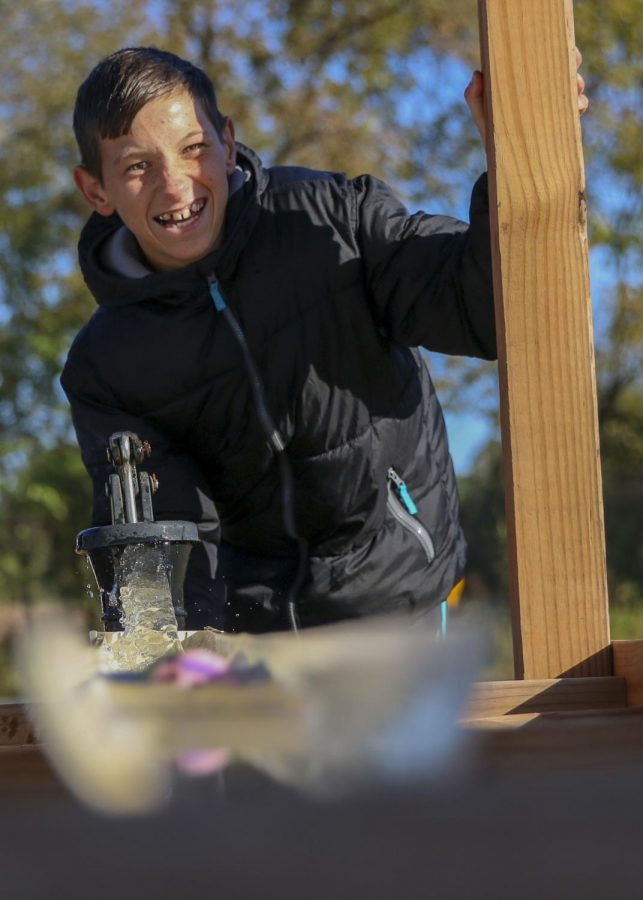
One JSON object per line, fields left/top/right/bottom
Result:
{"left": 387, "top": 467, "right": 418, "bottom": 515}
{"left": 208, "top": 273, "right": 226, "bottom": 311}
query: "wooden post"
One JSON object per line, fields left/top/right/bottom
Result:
{"left": 478, "top": 0, "right": 611, "bottom": 678}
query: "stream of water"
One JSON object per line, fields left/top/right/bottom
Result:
{"left": 98, "top": 544, "right": 183, "bottom": 673}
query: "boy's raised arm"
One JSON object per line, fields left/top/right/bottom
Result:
{"left": 353, "top": 171, "right": 496, "bottom": 360}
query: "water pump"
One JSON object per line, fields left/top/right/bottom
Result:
{"left": 76, "top": 432, "right": 198, "bottom": 631}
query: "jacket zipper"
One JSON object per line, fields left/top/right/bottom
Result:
{"left": 386, "top": 468, "right": 435, "bottom": 566}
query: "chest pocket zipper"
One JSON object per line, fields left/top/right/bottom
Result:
{"left": 386, "top": 468, "right": 435, "bottom": 566}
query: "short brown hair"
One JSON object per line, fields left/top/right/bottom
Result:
{"left": 73, "top": 47, "right": 227, "bottom": 179}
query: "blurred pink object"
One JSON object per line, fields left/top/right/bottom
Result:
{"left": 151, "top": 648, "right": 232, "bottom": 776}
{"left": 152, "top": 648, "right": 230, "bottom": 687}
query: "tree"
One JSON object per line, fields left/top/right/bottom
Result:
{"left": 0, "top": 443, "right": 93, "bottom": 606}
{"left": 596, "top": 283, "right": 643, "bottom": 606}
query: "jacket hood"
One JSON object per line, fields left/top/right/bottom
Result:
{"left": 77, "top": 143, "right": 267, "bottom": 308}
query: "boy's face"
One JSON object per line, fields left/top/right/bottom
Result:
{"left": 74, "top": 89, "right": 237, "bottom": 271}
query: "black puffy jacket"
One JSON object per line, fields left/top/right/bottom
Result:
{"left": 61, "top": 144, "right": 496, "bottom": 631}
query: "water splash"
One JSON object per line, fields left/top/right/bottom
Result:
{"left": 99, "top": 543, "right": 182, "bottom": 673}
{"left": 83, "top": 559, "right": 94, "bottom": 599}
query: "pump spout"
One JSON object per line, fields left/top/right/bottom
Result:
{"left": 76, "top": 432, "right": 199, "bottom": 632}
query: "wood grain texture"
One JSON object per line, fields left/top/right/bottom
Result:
{"left": 478, "top": 0, "right": 610, "bottom": 678}
{"left": 612, "top": 640, "right": 643, "bottom": 707}
{"left": 466, "top": 708, "right": 643, "bottom": 767}
{"left": 466, "top": 675, "right": 626, "bottom": 719}
{"left": 0, "top": 702, "right": 36, "bottom": 746}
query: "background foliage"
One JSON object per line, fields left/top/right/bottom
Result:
{"left": 0, "top": 0, "right": 640, "bottom": 676}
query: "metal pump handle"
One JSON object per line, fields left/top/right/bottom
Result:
{"left": 106, "top": 432, "right": 157, "bottom": 525}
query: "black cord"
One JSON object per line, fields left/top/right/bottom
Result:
{"left": 210, "top": 276, "right": 308, "bottom": 632}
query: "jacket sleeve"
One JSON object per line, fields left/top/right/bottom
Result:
{"left": 352, "top": 172, "right": 497, "bottom": 360}
{"left": 62, "top": 381, "right": 222, "bottom": 625}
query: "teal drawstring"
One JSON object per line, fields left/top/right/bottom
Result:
{"left": 432, "top": 600, "right": 449, "bottom": 639}
{"left": 440, "top": 599, "right": 448, "bottom": 637}
{"left": 209, "top": 279, "right": 227, "bottom": 311}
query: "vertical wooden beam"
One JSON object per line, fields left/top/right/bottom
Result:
{"left": 478, "top": 0, "right": 610, "bottom": 678}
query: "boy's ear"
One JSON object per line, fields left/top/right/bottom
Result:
{"left": 73, "top": 166, "right": 115, "bottom": 216}
{"left": 222, "top": 118, "right": 237, "bottom": 175}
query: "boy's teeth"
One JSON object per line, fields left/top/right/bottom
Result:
{"left": 157, "top": 200, "right": 204, "bottom": 223}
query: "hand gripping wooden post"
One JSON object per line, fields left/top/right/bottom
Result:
{"left": 478, "top": 0, "right": 611, "bottom": 678}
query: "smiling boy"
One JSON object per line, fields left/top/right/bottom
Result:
{"left": 74, "top": 86, "right": 237, "bottom": 271}
{"left": 63, "top": 46, "right": 584, "bottom": 633}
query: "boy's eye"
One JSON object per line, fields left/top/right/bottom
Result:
{"left": 126, "top": 160, "right": 148, "bottom": 173}
{"left": 184, "top": 142, "right": 208, "bottom": 153}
